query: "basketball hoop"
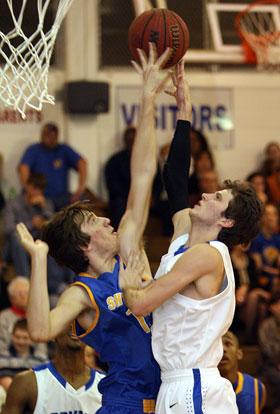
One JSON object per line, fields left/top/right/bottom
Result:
{"left": 235, "top": 0, "right": 280, "bottom": 70}
{"left": 0, "top": 0, "right": 75, "bottom": 118}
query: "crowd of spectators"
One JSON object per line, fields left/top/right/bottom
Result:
{"left": 1, "top": 121, "right": 280, "bottom": 412}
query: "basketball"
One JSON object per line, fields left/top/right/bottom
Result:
{"left": 128, "top": 8, "right": 189, "bottom": 69}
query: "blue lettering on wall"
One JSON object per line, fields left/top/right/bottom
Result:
{"left": 120, "top": 103, "right": 229, "bottom": 132}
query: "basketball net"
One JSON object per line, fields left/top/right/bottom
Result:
{"left": 0, "top": 0, "right": 75, "bottom": 118}
{"left": 235, "top": 0, "right": 280, "bottom": 71}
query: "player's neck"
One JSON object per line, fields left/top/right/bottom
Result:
{"left": 225, "top": 370, "right": 238, "bottom": 386}
{"left": 187, "top": 223, "right": 219, "bottom": 246}
{"left": 54, "top": 349, "right": 90, "bottom": 385}
{"left": 86, "top": 251, "right": 117, "bottom": 276}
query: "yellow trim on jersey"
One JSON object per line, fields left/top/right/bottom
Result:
{"left": 235, "top": 372, "right": 244, "bottom": 394}
{"left": 254, "top": 378, "right": 260, "bottom": 414}
{"left": 71, "top": 281, "right": 100, "bottom": 338}
{"left": 78, "top": 272, "right": 99, "bottom": 279}
{"left": 143, "top": 399, "right": 155, "bottom": 413}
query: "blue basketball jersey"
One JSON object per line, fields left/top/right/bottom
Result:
{"left": 72, "top": 256, "right": 160, "bottom": 410}
{"left": 233, "top": 372, "right": 263, "bottom": 414}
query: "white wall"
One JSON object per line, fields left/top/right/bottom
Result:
{"left": 1, "top": 0, "right": 280, "bottom": 201}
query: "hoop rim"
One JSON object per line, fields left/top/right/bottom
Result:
{"left": 235, "top": 0, "right": 280, "bottom": 38}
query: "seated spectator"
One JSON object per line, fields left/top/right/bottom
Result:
{"left": 2, "top": 325, "right": 105, "bottom": 414}
{"left": 18, "top": 122, "right": 87, "bottom": 211}
{"left": 0, "top": 276, "right": 47, "bottom": 359}
{"left": 259, "top": 142, "right": 280, "bottom": 178}
{"left": 230, "top": 243, "right": 258, "bottom": 332}
{"left": 188, "top": 149, "right": 215, "bottom": 197}
{"left": 266, "top": 168, "right": 280, "bottom": 205}
{"left": 218, "top": 330, "right": 266, "bottom": 414}
{"left": 190, "top": 128, "right": 210, "bottom": 160}
{"left": 105, "top": 125, "right": 163, "bottom": 230}
{"left": 258, "top": 293, "right": 280, "bottom": 414}
{"left": 0, "top": 319, "right": 47, "bottom": 391}
{"left": 247, "top": 171, "right": 268, "bottom": 205}
{"left": 3, "top": 173, "right": 73, "bottom": 305}
{"left": 189, "top": 168, "right": 220, "bottom": 208}
{"left": 243, "top": 203, "right": 280, "bottom": 343}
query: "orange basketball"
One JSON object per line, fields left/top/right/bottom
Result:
{"left": 128, "top": 8, "right": 189, "bottom": 69}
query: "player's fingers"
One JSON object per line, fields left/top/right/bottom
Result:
{"left": 131, "top": 60, "right": 143, "bottom": 75}
{"left": 157, "top": 47, "right": 171, "bottom": 69}
{"left": 148, "top": 42, "right": 156, "bottom": 65}
{"left": 137, "top": 48, "right": 148, "bottom": 70}
{"left": 164, "top": 88, "right": 175, "bottom": 97}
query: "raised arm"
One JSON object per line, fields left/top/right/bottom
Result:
{"left": 162, "top": 60, "right": 192, "bottom": 240}
{"left": 118, "top": 44, "right": 171, "bottom": 261}
{"left": 16, "top": 223, "right": 90, "bottom": 342}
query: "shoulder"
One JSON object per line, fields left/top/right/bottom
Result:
{"left": 9, "top": 368, "right": 37, "bottom": 393}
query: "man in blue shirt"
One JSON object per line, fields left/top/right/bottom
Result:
{"left": 18, "top": 123, "right": 87, "bottom": 211}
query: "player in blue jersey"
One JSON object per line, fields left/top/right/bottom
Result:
{"left": 16, "top": 44, "right": 172, "bottom": 414}
{"left": 218, "top": 330, "right": 266, "bottom": 414}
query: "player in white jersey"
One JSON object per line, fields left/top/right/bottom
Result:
{"left": 119, "top": 61, "right": 264, "bottom": 414}
{"left": 2, "top": 325, "right": 105, "bottom": 414}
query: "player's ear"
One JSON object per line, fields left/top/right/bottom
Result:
{"left": 237, "top": 348, "right": 243, "bottom": 361}
{"left": 80, "top": 243, "right": 90, "bottom": 252}
{"left": 220, "top": 217, "right": 235, "bottom": 228}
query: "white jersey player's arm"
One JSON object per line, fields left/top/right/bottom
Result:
{"left": 118, "top": 45, "right": 172, "bottom": 278}
{"left": 121, "top": 243, "right": 224, "bottom": 316}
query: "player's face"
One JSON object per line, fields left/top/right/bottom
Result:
{"left": 218, "top": 332, "right": 241, "bottom": 375}
{"left": 80, "top": 213, "right": 119, "bottom": 255}
{"left": 56, "top": 326, "right": 84, "bottom": 351}
{"left": 190, "top": 189, "right": 233, "bottom": 226}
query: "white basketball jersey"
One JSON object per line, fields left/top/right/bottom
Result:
{"left": 152, "top": 233, "right": 236, "bottom": 372}
{"left": 33, "top": 361, "right": 105, "bottom": 414}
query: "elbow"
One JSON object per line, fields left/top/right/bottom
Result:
{"left": 27, "top": 325, "right": 50, "bottom": 343}
{"left": 129, "top": 301, "right": 153, "bottom": 317}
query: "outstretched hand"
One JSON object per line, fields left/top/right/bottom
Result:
{"left": 119, "top": 250, "right": 146, "bottom": 291}
{"left": 165, "top": 59, "right": 191, "bottom": 120}
{"left": 16, "top": 222, "right": 49, "bottom": 258}
{"left": 131, "top": 42, "right": 173, "bottom": 96}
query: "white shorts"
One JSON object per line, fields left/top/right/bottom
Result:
{"left": 156, "top": 368, "right": 238, "bottom": 414}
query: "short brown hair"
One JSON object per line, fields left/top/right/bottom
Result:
{"left": 41, "top": 201, "right": 96, "bottom": 274}
{"left": 218, "top": 180, "right": 264, "bottom": 248}
{"left": 12, "top": 318, "right": 28, "bottom": 334}
{"left": 27, "top": 172, "right": 47, "bottom": 191}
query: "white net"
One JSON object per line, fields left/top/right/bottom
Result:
{"left": 236, "top": 1, "right": 280, "bottom": 71}
{"left": 0, "top": 0, "right": 75, "bottom": 118}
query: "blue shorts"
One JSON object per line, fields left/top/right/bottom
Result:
{"left": 96, "top": 398, "right": 156, "bottom": 414}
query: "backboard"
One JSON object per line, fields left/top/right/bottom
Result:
{"left": 207, "top": 2, "right": 280, "bottom": 54}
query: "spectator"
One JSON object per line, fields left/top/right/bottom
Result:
{"left": 243, "top": 203, "right": 280, "bottom": 343}
{"left": 190, "top": 128, "right": 210, "bottom": 160}
{"left": 218, "top": 330, "right": 266, "bottom": 414}
{"left": 0, "top": 277, "right": 47, "bottom": 359}
{"left": 3, "top": 173, "right": 73, "bottom": 305}
{"left": 18, "top": 122, "right": 87, "bottom": 211}
{"left": 105, "top": 125, "right": 163, "bottom": 230}
{"left": 188, "top": 149, "right": 215, "bottom": 197}
{"left": 230, "top": 243, "right": 258, "bottom": 333}
{"left": 247, "top": 171, "right": 268, "bottom": 205}
{"left": 189, "top": 168, "right": 220, "bottom": 208}
{"left": 260, "top": 142, "right": 280, "bottom": 178}
{"left": 258, "top": 292, "right": 280, "bottom": 414}
{"left": 2, "top": 325, "right": 105, "bottom": 414}
{"left": 0, "top": 319, "right": 47, "bottom": 391}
